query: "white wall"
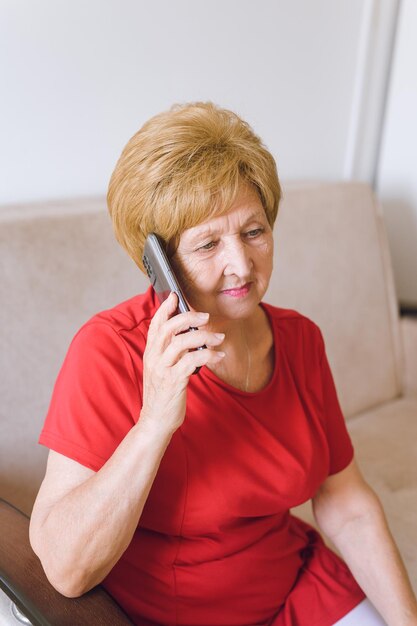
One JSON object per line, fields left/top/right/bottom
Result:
{"left": 1, "top": 0, "right": 414, "bottom": 304}
{"left": 0, "top": 0, "right": 393, "bottom": 202}
{"left": 376, "top": 0, "right": 417, "bottom": 306}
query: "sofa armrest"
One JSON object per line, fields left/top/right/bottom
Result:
{"left": 0, "top": 498, "right": 133, "bottom": 626}
{"left": 400, "top": 316, "right": 417, "bottom": 397}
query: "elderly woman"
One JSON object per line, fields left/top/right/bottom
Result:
{"left": 30, "top": 102, "right": 416, "bottom": 626}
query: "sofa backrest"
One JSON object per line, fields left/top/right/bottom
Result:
{"left": 0, "top": 199, "right": 145, "bottom": 514}
{"left": 0, "top": 182, "right": 404, "bottom": 514}
{"left": 268, "top": 181, "right": 404, "bottom": 418}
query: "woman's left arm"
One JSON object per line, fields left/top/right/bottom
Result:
{"left": 312, "top": 458, "right": 417, "bottom": 626}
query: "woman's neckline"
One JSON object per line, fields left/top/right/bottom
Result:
{"left": 198, "top": 301, "right": 278, "bottom": 396}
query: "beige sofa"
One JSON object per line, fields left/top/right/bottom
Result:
{"left": 1, "top": 181, "right": 416, "bottom": 599}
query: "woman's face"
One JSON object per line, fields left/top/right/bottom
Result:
{"left": 171, "top": 183, "right": 274, "bottom": 323}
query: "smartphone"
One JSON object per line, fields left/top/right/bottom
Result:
{"left": 143, "top": 233, "right": 207, "bottom": 374}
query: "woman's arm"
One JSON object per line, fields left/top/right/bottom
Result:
{"left": 312, "top": 458, "right": 417, "bottom": 626}
{"left": 30, "top": 293, "right": 225, "bottom": 598}
{"left": 30, "top": 419, "right": 174, "bottom": 598}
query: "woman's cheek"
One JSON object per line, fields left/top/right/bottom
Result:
{"left": 172, "top": 253, "right": 195, "bottom": 282}
{"left": 188, "top": 263, "right": 216, "bottom": 295}
{"left": 175, "top": 256, "right": 208, "bottom": 295}
{"left": 258, "top": 239, "right": 274, "bottom": 262}
{"left": 260, "top": 234, "right": 273, "bottom": 252}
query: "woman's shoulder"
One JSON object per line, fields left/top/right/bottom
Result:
{"left": 64, "top": 286, "right": 157, "bottom": 362}
{"left": 261, "top": 301, "right": 324, "bottom": 352}
{"left": 81, "top": 285, "right": 157, "bottom": 335}
{"left": 261, "top": 300, "right": 321, "bottom": 331}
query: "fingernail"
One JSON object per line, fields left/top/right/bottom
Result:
{"left": 214, "top": 333, "right": 225, "bottom": 340}
{"left": 197, "top": 312, "right": 209, "bottom": 319}
{"left": 216, "top": 351, "right": 226, "bottom": 357}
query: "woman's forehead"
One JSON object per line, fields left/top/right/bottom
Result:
{"left": 181, "top": 204, "right": 267, "bottom": 244}
{"left": 181, "top": 188, "right": 266, "bottom": 241}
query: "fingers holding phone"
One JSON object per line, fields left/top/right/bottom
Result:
{"left": 148, "top": 292, "right": 225, "bottom": 361}
{"left": 141, "top": 292, "right": 225, "bottom": 434}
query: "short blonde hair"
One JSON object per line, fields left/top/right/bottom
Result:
{"left": 107, "top": 101, "right": 282, "bottom": 274}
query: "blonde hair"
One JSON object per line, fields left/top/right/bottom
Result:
{"left": 107, "top": 101, "right": 282, "bottom": 274}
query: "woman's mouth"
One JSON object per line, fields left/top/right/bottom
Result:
{"left": 220, "top": 282, "right": 252, "bottom": 298}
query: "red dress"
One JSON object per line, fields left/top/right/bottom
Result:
{"left": 39, "top": 286, "right": 365, "bottom": 626}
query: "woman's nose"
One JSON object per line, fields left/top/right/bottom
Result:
{"left": 221, "top": 238, "right": 253, "bottom": 277}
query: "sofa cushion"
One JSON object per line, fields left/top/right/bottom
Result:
{"left": 292, "top": 395, "right": 417, "bottom": 592}
{"left": 348, "top": 395, "right": 417, "bottom": 588}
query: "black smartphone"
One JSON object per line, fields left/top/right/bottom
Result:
{"left": 142, "top": 233, "right": 207, "bottom": 374}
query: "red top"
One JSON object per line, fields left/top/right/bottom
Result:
{"left": 39, "top": 286, "right": 365, "bottom": 626}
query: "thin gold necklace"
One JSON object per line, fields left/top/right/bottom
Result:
{"left": 227, "top": 324, "right": 251, "bottom": 392}
{"left": 244, "top": 329, "right": 251, "bottom": 392}
{"left": 209, "top": 324, "right": 252, "bottom": 392}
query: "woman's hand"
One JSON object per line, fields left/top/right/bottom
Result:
{"left": 140, "top": 292, "right": 225, "bottom": 435}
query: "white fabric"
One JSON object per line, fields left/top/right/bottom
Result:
{"left": 333, "top": 598, "right": 387, "bottom": 625}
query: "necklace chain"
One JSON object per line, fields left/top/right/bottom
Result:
{"left": 245, "top": 334, "right": 251, "bottom": 391}
{"left": 243, "top": 326, "right": 251, "bottom": 392}
{"left": 209, "top": 324, "right": 252, "bottom": 392}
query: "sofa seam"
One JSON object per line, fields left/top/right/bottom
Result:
{"left": 371, "top": 189, "right": 405, "bottom": 398}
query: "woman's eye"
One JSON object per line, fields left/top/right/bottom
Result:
{"left": 198, "top": 241, "right": 217, "bottom": 251}
{"left": 246, "top": 228, "right": 264, "bottom": 238}
{"left": 196, "top": 229, "right": 265, "bottom": 252}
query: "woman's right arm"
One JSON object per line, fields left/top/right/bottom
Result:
{"left": 29, "top": 292, "right": 225, "bottom": 598}
{"left": 29, "top": 421, "right": 174, "bottom": 598}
